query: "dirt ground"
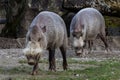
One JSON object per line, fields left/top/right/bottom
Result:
{"left": 0, "top": 36, "right": 120, "bottom": 79}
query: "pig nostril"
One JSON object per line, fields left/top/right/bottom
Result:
{"left": 28, "top": 62, "right": 35, "bottom": 65}
{"left": 75, "top": 47, "right": 79, "bottom": 50}
{"left": 76, "top": 52, "right": 82, "bottom": 56}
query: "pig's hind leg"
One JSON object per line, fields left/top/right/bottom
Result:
{"left": 31, "top": 63, "right": 39, "bottom": 75}
{"left": 98, "top": 33, "right": 110, "bottom": 53}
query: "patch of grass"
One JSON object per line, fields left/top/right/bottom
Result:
{"left": 12, "top": 76, "right": 80, "bottom": 80}
{"left": 19, "top": 58, "right": 94, "bottom": 64}
{"left": 1, "top": 58, "right": 120, "bottom": 80}
{"left": 79, "top": 59, "right": 120, "bottom": 80}
{"left": 0, "top": 65, "right": 32, "bottom": 75}
{"left": 67, "top": 58, "right": 99, "bottom": 65}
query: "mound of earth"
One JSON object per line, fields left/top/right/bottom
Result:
{"left": 0, "top": 37, "right": 25, "bottom": 49}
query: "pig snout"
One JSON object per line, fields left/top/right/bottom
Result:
{"left": 28, "top": 59, "right": 35, "bottom": 65}
{"left": 26, "top": 54, "right": 41, "bottom": 65}
{"left": 74, "top": 47, "right": 83, "bottom": 56}
{"left": 72, "top": 36, "right": 85, "bottom": 56}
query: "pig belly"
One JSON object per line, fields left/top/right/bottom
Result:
{"left": 85, "top": 29, "right": 99, "bottom": 40}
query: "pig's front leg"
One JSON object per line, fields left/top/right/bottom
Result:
{"left": 31, "top": 54, "right": 40, "bottom": 75}
{"left": 31, "top": 63, "right": 39, "bottom": 75}
{"left": 48, "top": 49, "right": 56, "bottom": 71}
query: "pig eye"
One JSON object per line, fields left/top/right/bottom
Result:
{"left": 72, "top": 33, "right": 76, "bottom": 37}
{"left": 28, "top": 37, "right": 31, "bottom": 41}
{"left": 38, "top": 38, "right": 41, "bottom": 42}
{"left": 26, "top": 55, "right": 30, "bottom": 59}
{"left": 75, "top": 47, "right": 79, "bottom": 50}
{"left": 79, "top": 32, "right": 82, "bottom": 36}
{"left": 72, "top": 32, "right": 82, "bottom": 38}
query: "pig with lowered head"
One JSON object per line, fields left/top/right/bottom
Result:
{"left": 23, "top": 11, "right": 68, "bottom": 75}
{"left": 70, "top": 8, "right": 109, "bottom": 56}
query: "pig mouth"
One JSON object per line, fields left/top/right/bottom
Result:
{"left": 75, "top": 50, "right": 83, "bottom": 56}
{"left": 28, "top": 59, "right": 36, "bottom": 65}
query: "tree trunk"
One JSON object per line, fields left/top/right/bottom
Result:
{"left": 0, "top": 0, "right": 27, "bottom": 38}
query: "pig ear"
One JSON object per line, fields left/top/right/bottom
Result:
{"left": 41, "top": 26, "right": 46, "bottom": 33}
{"left": 32, "top": 25, "right": 39, "bottom": 34}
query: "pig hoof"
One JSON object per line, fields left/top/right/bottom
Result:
{"left": 49, "top": 65, "right": 56, "bottom": 72}
{"left": 49, "top": 68, "right": 56, "bottom": 72}
{"left": 76, "top": 53, "right": 82, "bottom": 56}
{"left": 31, "top": 71, "right": 38, "bottom": 75}
{"left": 63, "top": 65, "right": 67, "bottom": 70}
{"left": 63, "top": 67, "right": 67, "bottom": 70}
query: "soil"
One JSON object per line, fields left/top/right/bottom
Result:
{"left": 0, "top": 36, "right": 120, "bottom": 79}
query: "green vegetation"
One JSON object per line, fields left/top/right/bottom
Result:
{"left": 104, "top": 16, "right": 120, "bottom": 27}
{"left": 1, "top": 58, "right": 120, "bottom": 80}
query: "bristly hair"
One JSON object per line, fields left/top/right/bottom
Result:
{"left": 23, "top": 41, "right": 43, "bottom": 56}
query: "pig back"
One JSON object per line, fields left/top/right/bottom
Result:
{"left": 70, "top": 8, "right": 106, "bottom": 40}
{"left": 36, "top": 11, "right": 68, "bottom": 48}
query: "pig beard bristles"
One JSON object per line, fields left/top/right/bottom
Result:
{"left": 23, "top": 47, "right": 43, "bottom": 55}
{"left": 73, "top": 37, "right": 84, "bottom": 47}
{"left": 23, "top": 41, "right": 43, "bottom": 56}
{"left": 79, "top": 37, "right": 84, "bottom": 47}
